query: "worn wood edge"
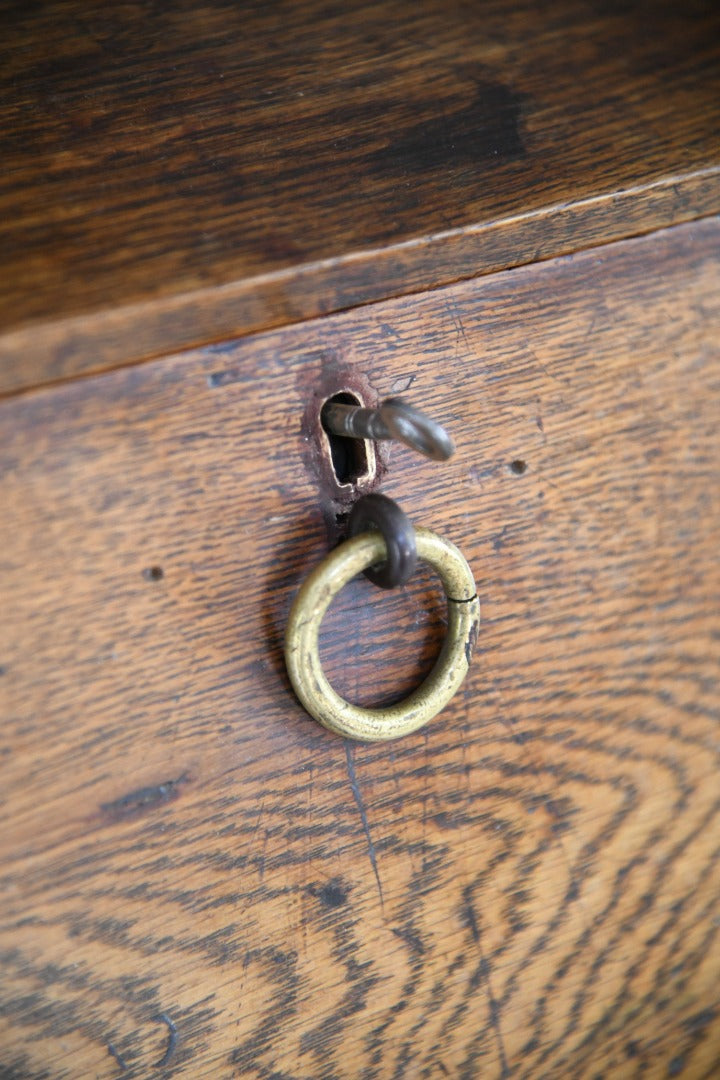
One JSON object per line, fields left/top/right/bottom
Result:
{"left": 1, "top": 166, "right": 719, "bottom": 399}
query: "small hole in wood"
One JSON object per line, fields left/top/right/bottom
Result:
{"left": 316, "top": 880, "right": 348, "bottom": 908}
{"left": 143, "top": 566, "right": 164, "bottom": 581}
{"left": 510, "top": 459, "right": 527, "bottom": 475}
{"left": 322, "top": 392, "right": 370, "bottom": 486}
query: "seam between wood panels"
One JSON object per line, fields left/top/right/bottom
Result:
{"left": 0, "top": 169, "right": 719, "bottom": 401}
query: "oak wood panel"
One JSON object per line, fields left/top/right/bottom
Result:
{"left": 1, "top": 218, "right": 720, "bottom": 1077}
{"left": 1, "top": 0, "right": 720, "bottom": 393}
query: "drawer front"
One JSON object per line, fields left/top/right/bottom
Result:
{"left": 1, "top": 219, "right": 719, "bottom": 1077}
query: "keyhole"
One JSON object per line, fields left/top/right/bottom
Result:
{"left": 322, "top": 391, "right": 371, "bottom": 486}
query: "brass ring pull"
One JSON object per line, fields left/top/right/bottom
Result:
{"left": 285, "top": 528, "right": 479, "bottom": 742}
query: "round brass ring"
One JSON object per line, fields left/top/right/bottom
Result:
{"left": 284, "top": 528, "right": 480, "bottom": 742}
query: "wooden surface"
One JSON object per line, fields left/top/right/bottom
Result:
{"left": 2, "top": 0, "right": 720, "bottom": 392}
{"left": 1, "top": 218, "right": 719, "bottom": 1077}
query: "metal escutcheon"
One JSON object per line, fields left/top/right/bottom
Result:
{"left": 284, "top": 528, "right": 479, "bottom": 742}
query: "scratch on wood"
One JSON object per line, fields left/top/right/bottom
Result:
{"left": 154, "top": 1012, "right": 178, "bottom": 1068}
{"left": 445, "top": 297, "right": 470, "bottom": 351}
{"left": 465, "top": 621, "right": 479, "bottom": 667}
{"left": 463, "top": 885, "right": 510, "bottom": 1077}
{"left": 107, "top": 1042, "right": 128, "bottom": 1070}
{"left": 344, "top": 741, "right": 384, "bottom": 907}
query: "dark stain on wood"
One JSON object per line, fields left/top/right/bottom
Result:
{"left": 365, "top": 81, "right": 525, "bottom": 177}
{"left": 141, "top": 565, "right": 164, "bottom": 582}
{"left": 308, "top": 879, "right": 350, "bottom": 910}
{"left": 206, "top": 367, "right": 247, "bottom": 389}
{"left": 101, "top": 774, "right": 190, "bottom": 822}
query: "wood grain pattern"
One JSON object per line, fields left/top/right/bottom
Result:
{"left": 1, "top": 218, "right": 719, "bottom": 1077}
{"left": 1, "top": 0, "right": 720, "bottom": 393}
